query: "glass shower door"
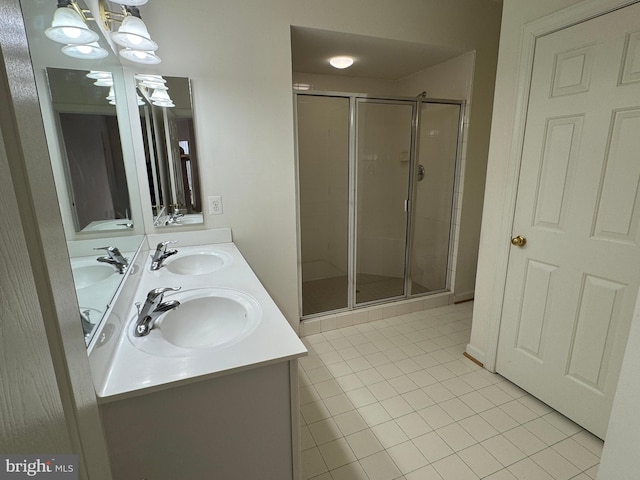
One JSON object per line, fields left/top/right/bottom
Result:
{"left": 409, "top": 102, "right": 461, "bottom": 295}
{"left": 355, "top": 100, "right": 414, "bottom": 305}
{"left": 297, "top": 95, "right": 350, "bottom": 316}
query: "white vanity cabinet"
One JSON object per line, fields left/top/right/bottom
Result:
{"left": 88, "top": 231, "right": 306, "bottom": 480}
{"left": 100, "top": 359, "right": 300, "bottom": 480}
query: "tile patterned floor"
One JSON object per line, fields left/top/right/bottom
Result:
{"left": 299, "top": 302, "right": 604, "bottom": 480}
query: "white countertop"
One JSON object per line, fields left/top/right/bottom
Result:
{"left": 90, "top": 242, "right": 307, "bottom": 402}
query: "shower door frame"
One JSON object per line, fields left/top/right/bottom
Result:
{"left": 294, "top": 90, "right": 465, "bottom": 320}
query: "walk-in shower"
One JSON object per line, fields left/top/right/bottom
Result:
{"left": 295, "top": 92, "right": 463, "bottom": 317}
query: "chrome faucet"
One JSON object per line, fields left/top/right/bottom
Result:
{"left": 95, "top": 246, "right": 128, "bottom": 274}
{"left": 165, "top": 211, "right": 184, "bottom": 225}
{"left": 134, "top": 287, "right": 181, "bottom": 337}
{"left": 80, "top": 309, "right": 93, "bottom": 336}
{"left": 151, "top": 241, "right": 178, "bottom": 270}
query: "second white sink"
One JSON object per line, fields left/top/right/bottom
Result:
{"left": 163, "top": 250, "right": 233, "bottom": 275}
{"left": 73, "top": 264, "right": 119, "bottom": 289}
{"left": 128, "top": 287, "right": 261, "bottom": 356}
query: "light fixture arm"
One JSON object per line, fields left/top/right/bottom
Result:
{"left": 59, "top": 0, "right": 129, "bottom": 31}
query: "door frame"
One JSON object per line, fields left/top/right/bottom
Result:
{"left": 483, "top": 0, "right": 640, "bottom": 372}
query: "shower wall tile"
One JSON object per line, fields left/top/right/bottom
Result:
{"left": 301, "top": 294, "right": 454, "bottom": 338}
{"left": 321, "top": 315, "right": 338, "bottom": 333}
{"left": 336, "top": 312, "right": 354, "bottom": 329}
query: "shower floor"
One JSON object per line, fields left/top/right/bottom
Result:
{"left": 302, "top": 274, "right": 429, "bottom": 316}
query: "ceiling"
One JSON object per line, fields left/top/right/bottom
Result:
{"left": 291, "top": 26, "right": 468, "bottom": 81}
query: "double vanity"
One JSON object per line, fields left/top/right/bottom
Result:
{"left": 81, "top": 229, "right": 307, "bottom": 479}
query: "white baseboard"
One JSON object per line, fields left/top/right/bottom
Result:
{"left": 454, "top": 290, "right": 474, "bottom": 303}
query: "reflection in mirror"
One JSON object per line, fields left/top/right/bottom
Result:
{"left": 43, "top": 67, "right": 144, "bottom": 348}
{"left": 46, "top": 67, "right": 134, "bottom": 232}
{"left": 136, "top": 75, "right": 203, "bottom": 226}
{"left": 68, "top": 236, "right": 142, "bottom": 346}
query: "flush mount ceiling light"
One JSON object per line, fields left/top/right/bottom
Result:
{"left": 293, "top": 83, "right": 312, "bottom": 91}
{"left": 329, "top": 56, "right": 354, "bottom": 69}
{"left": 45, "top": 0, "right": 162, "bottom": 64}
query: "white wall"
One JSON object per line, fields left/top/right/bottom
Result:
{"left": 141, "top": 0, "right": 501, "bottom": 329}
{"left": 292, "top": 71, "right": 397, "bottom": 96}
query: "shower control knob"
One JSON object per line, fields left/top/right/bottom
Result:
{"left": 511, "top": 235, "right": 527, "bottom": 247}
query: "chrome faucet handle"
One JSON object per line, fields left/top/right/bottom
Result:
{"left": 150, "top": 242, "right": 178, "bottom": 270}
{"left": 157, "top": 240, "right": 178, "bottom": 250}
{"left": 94, "top": 246, "right": 127, "bottom": 261}
{"left": 94, "top": 246, "right": 118, "bottom": 257}
{"left": 147, "top": 286, "right": 181, "bottom": 302}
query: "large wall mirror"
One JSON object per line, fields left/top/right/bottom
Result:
{"left": 45, "top": 66, "right": 144, "bottom": 346}
{"left": 47, "top": 67, "right": 134, "bottom": 232}
{"left": 137, "top": 75, "right": 202, "bottom": 226}
{"left": 22, "top": 2, "right": 203, "bottom": 349}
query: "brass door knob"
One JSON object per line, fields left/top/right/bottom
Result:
{"left": 511, "top": 235, "right": 527, "bottom": 247}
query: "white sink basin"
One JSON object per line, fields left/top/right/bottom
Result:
{"left": 163, "top": 250, "right": 232, "bottom": 275}
{"left": 72, "top": 264, "right": 119, "bottom": 289}
{"left": 128, "top": 288, "right": 261, "bottom": 356}
{"left": 175, "top": 214, "right": 203, "bottom": 225}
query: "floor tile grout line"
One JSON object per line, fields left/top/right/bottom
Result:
{"left": 300, "top": 303, "right": 602, "bottom": 480}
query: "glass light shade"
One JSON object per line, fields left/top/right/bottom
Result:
{"left": 86, "top": 70, "right": 112, "bottom": 80}
{"left": 119, "top": 48, "right": 161, "bottom": 65}
{"left": 329, "top": 56, "right": 354, "bottom": 69}
{"left": 93, "top": 78, "right": 114, "bottom": 87}
{"left": 150, "top": 88, "right": 174, "bottom": 107}
{"left": 111, "top": 16, "right": 158, "bottom": 51}
{"left": 45, "top": 7, "right": 99, "bottom": 45}
{"left": 143, "top": 81, "right": 167, "bottom": 90}
{"left": 108, "top": 0, "right": 148, "bottom": 5}
{"left": 62, "top": 42, "right": 108, "bottom": 60}
{"left": 135, "top": 74, "right": 165, "bottom": 82}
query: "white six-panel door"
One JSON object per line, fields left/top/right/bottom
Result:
{"left": 496, "top": 2, "right": 640, "bottom": 438}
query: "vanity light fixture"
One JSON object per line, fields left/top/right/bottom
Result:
{"left": 87, "top": 70, "right": 113, "bottom": 86}
{"left": 135, "top": 74, "right": 174, "bottom": 107}
{"left": 111, "top": 14, "right": 157, "bottom": 51}
{"left": 119, "top": 48, "right": 161, "bottom": 64}
{"left": 136, "top": 74, "right": 166, "bottom": 89}
{"left": 45, "top": 0, "right": 161, "bottom": 64}
{"left": 329, "top": 56, "right": 354, "bottom": 69}
{"left": 106, "top": 86, "right": 117, "bottom": 105}
{"left": 150, "top": 88, "right": 175, "bottom": 108}
{"left": 45, "top": 2, "right": 99, "bottom": 44}
{"left": 62, "top": 41, "right": 109, "bottom": 59}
